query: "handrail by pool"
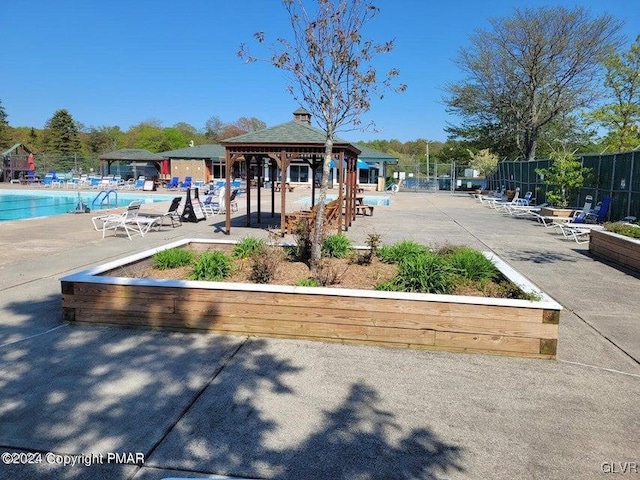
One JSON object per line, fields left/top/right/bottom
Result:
{"left": 92, "top": 190, "right": 118, "bottom": 208}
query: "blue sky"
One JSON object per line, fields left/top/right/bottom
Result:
{"left": 2, "top": 0, "right": 638, "bottom": 143}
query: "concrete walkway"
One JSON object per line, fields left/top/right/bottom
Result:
{"left": 0, "top": 187, "right": 638, "bottom": 480}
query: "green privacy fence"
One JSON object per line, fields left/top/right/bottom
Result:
{"left": 487, "top": 150, "right": 640, "bottom": 221}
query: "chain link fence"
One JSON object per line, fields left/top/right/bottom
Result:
{"left": 3, "top": 153, "right": 101, "bottom": 181}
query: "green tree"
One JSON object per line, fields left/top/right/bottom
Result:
{"left": 468, "top": 149, "right": 498, "bottom": 177}
{"left": 535, "top": 152, "right": 592, "bottom": 208}
{"left": 0, "top": 100, "right": 11, "bottom": 150}
{"left": 44, "top": 109, "right": 81, "bottom": 156}
{"left": 445, "top": 6, "right": 623, "bottom": 161}
{"left": 86, "top": 126, "right": 123, "bottom": 155}
{"left": 586, "top": 35, "right": 640, "bottom": 152}
{"left": 240, "top": 0, "right": 405, "bottom": 268}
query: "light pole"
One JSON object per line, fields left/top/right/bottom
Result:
{"left": 426, "top": 140, "right": 430, "bottom": 185}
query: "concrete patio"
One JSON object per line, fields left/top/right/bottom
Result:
{"left": 0, "top": 186, "right": 638, "bottom": 479}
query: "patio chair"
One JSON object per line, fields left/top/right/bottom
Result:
{"left": 551, "top": 198, "right": 611, "bottom": 242}
{"left": 582, "top": 196, "right": 611, "bottom": 224}
{"left": 530, "top": 195, "right": 594, "bottom": 228}
{"left": 204, "top": 188, "right": 238, "bottom": 216}
{"left": 134, "top": 176, "right": 146, "bottom": 190}
{"left": 180, "top": 176, "right": 192, "bottom": 189}
{"left": 99, "top": 202, "right": 145, "bottom": 240}
{"left": 137, "top": 197, "right": 182, "bottom": 228}
{"left": 165, "top": 176, "right": 179, "bottom": 189}
{"left": 487, "top": 188, "right": 520, "bottom": 209}
{"left": 556, "top": 223, "right": 605, "bottom": 243}
{"left": 42, "top": 173, "right": 54, "bottom": 187}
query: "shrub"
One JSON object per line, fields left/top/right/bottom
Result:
{"left": 377, "top": 252, "right": 457, "bottom": 294}
{"left": 377, "top": 240, "right": 429, "bottom": 264}
{"left": 314, "top": 259, "right": 341, "bottom": 286}
{"left": 190, "top": 251, "right": 232, "bottom": 281}
{"left": 233, "top": 237, "right": 267, "bottom": 259}
{"left": 447, "top": 247, "right": 498, "bottom": 282}
{"left": 291, "top": 220, "right": 313, "bottom": 263}
{"left": 249, "top": 246, "right": 284, "bottom": 284}
{"left": 153, "top": 248, "right": 193, "bottom": 270}
{"left": 605, "top": 222, "right": 640, "bottom": 240}
{"left": 322, "top": 234, "right": 352, "bottom": 258}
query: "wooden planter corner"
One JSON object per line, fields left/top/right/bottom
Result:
{"left": 60, "top": 239, "right": 562, "bottom": 359}
{"left": 589, "top": 229, "right": 640, "bottom": 274}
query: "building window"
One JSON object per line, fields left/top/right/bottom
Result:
{"left": 212, "top": 163, "right": 226, "bottom": 179}
{"left": 289, "top": 164, "right": 309, "bottom": 183}
{"left": 359, "top": 166, "right": 379, "bottom": 184}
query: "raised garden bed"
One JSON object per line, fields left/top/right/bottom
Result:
{"left": 60, "top": 239, "right": 562, "bottom": 359}
{"left": 589, "top": 229, "right": 640, "bottom": 274}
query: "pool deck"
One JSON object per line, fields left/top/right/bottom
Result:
{"left": 0, "top": 184, "right": 638, "bottom": 479}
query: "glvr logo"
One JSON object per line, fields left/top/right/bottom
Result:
{"left": 601, "top": 462, "right": 638, "bottom": 474}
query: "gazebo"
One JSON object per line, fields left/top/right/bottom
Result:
{"left": 99, "top": 149, "right": 167, "bottom": 179}
{"left": 220, "top": 108, "right": 361, "bottom": 235}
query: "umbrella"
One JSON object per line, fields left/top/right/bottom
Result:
{"left": 356, "top": 159, "right": 370, "bottom": 169}
{"left": 27, "top": 153, "right": 36, "bottom": 171}
{"left": 161, "top": 159, "right": 170, "bottom": 175}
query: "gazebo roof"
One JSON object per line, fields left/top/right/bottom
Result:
{"left": 222, "top": 120, "right": 360, "bottom": 154}
{"left": 98, "top": 149, "right": 166, "bottom": 161}
{"left": 2, "top": 143, "right": 31, "bottom": 156}
{"left": 159, "top": 144, "right": 225, "bottom": 159}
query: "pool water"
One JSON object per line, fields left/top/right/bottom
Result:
{"left": 0, "top": 191, "right": 174, "bottom": 222}
{"left": 295, "top": 194, "right": 391, "bottom": 207}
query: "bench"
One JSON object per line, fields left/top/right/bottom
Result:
{"left": 274, "top": 182, "right": 295, "bottom": 193}
{"left": 355, "top": 204, "right": 374, "bottom": 216}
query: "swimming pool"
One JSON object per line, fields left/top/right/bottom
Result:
{"left": 295, "top": 194, "right": 391, "bottom": 207}
{"left": 0, "top": 190, "right": 177, "bottom": 222}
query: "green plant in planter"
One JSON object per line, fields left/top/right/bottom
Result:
{"left": 233, "top": 237, "right": 267, "bottom": 259}
{"left": 322, "top": 234, "right": 352, "bottom": 258}
{"left": 191, "top": 251, "right": 232, "bottom": 281}
{"left": 153, "top": 248, "right": 193, "bottom": 270}
{"left": 377, "top": 240, "right": 429, "bottom": 264}
{"left": 377, "top": 252, "right": 457, "bottom": 294}
{"left": 535, "top": 152, "right": 592, "bottom": 208}
{"left": 446, "top": 247, "right": 499, "bottom": 282}
{"left": 295, "top": 277, "right": 321, "bottom": 287}
{"left": 605, "top": 222, "right": 640, "bottom": 239}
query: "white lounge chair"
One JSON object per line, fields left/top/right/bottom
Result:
{"left": 95, "top": 201, "right": 156, "bottom": 240}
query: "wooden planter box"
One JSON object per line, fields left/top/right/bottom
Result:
{"left": 539, "top": 207, "right": 575, "bottom": 218}
{"left": 589, "top": 229, "right": 640, "bottom": 274}
{"left": 60, "top": 239, "right": 562, "bottom": 359}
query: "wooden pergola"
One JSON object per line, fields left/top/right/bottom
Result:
{"left": 220, "top": 109, "right": 362, "bottom": 235}
{"left": 99, "top": 149, "right": 166, "bottom": 177}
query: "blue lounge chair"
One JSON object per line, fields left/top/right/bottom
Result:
{"left": 180, "top": 176, "right": 192, "bottom": 189}
{"left": 42, "top": 173, "right": 54, "bottom": 187}
{"left": 166, "top": 176, "right": 179, "bottom": 189}
{"left": 583, "top": 196, "right": 611, "bottom": 224}
{"left": 134, "top": 176, "right": 146, "bottom": 189}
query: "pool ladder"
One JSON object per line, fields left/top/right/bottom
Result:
{"left": 92, "top": 190, "right": 118, "bottom": 209}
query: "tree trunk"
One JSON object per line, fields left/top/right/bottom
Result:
{"left": 310, "top": 139, "right": 333, "bottom": 271}
{"left": 525, "top": 129, "right": 538, "bottom": 162}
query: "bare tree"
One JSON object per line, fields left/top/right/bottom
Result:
{"left": 445, "top": 6, "right": 623, "bottom": 161}
{"left": 239, "top": 0, "right": 405, "bottom": 268}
